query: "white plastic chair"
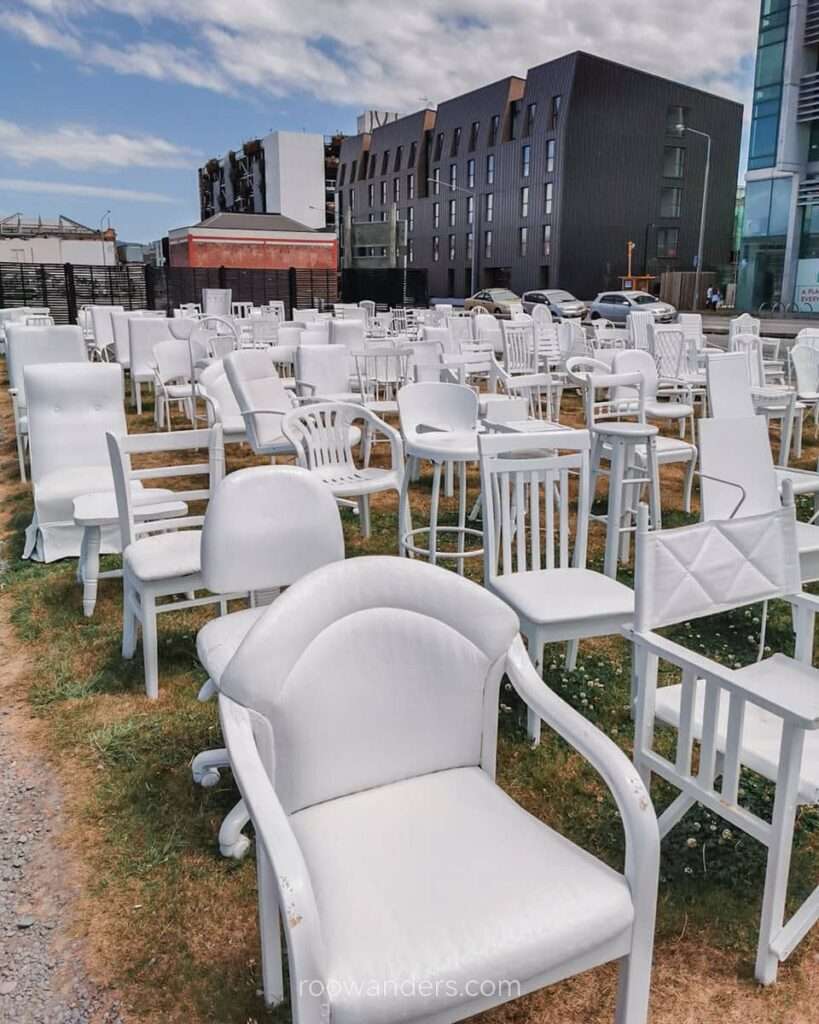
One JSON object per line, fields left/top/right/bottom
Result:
{"left": 217, "top": 554, "right": 659, "bottom": 1021}
{"left": 283, "top": 402, "right": 404, "bottom": 539}
{"left": 479, "top": 429, "right": 634, "bottom": 737}
{"left": 628, "top": 493, "right": 819, "bottom": 985}
{"left": 106, "top": 425, "right": 231, "bottom": 699}
{"left": 6, "top": 324, "right": 87, "bottom": 481}
{"left": 223, "top": 349, "right": 299, "bottom": 458}
{"left": 296, "top": 344, "right": 359, "bottom": 402}
{"left": 23, "top": 363, "right": 127, "bottom": 562}
{"left": 128, "top": 317, "right": 173, "bottom": 413}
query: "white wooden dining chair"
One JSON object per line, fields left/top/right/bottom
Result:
{"left": 106, "top": 425, "right": 233, "bottom": 699}
{"left": 192, "top": 464, "right": 345, "bottom": 857}
{"left": 152, "top": 338, "right": 205, "bottom": 430}
{"left": 479, "top": 429, "right": 634, "bottom": 741}
{"left": 218, "top": 554, "right": 659, "bottom": 1022}
{"left": 128, "top": 317, "right": 173, "bottom": 413}
{"left": 627, "top": 491, "right": 819, "bottom": 984}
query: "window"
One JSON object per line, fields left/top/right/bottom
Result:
{"left": 550, "top": 95, "right": 562, "bottom": 129}
{"left": 749, "top": 0, "right": 789, "bottom": 172}
{"left": 380, "top": 180, "right": 387, "bottom": 204}
{"left": 484, "top": 230, "right": 493, "bottom": 259}
{"left": 485, "top": 192, "right": 494, "bottom": 222}
{"left": 466, "top": 158, "right": 475, "bottom": 188}
{"left": 408, "top": 238, "right": 415, "bottom": 263}
{"left": 663, "top": 146, "right": 685, "bottom": 178}
{"left": 466, "top": 194, "right": 474, "bottom": 225}
{"left": 656, "top": 227, "right": 679, "bottom": 258}
{"left": 368, "top": 183, "right": 374, "bottom": 207}
{"left": 381, "top": 151, "right": 390, "bottom": 175}
{"left": 519, "top": 226, "right": 528, "bottom": 256}
{"left": 380, "top": 211, "right": 387, "bottom": 222}
{"left": 469, "top": 120, "right": 480, "bottom": 151}
{"left": 350, "top": 159, "right": 358, "bottom": 182}
{"left": 368, "top": 213, "right": 375, "bottom": 223}
{"left": 339, "top": 164, "right": 347, "bottom": 187}
{"left": 545, "top": 181, "right": 553, "bottom": 215}
{"left": 433, "top": 202, "right": 440, "bottom": 229}
{"left": 520, "top": 186, "right": 529, "bottom": 217}
{"left": 449, "top": 198, "right": 456, "bottom": 227}
{"left": 432, "top": 236, "right": 440, "bottom": 262}
{"left": 743, "top": 176, "right": 790, "bottom": 237}
{"left": 509, "top": 100, "right": 521, "bottom": 140}
{"left": 394, "top": 146, "right": 403, "bottom": 171}
{"left": 525, "top": 102, "right": 537, "bottom": 136}
{"left": 489, "top": 114, "right": 500, "bottom": 147}
{"left": 543, "top": 224, "right": 551, "bottom": 257}
{"left": 369, "top": 156, "right": 376, "bottom": 178}
{"left": 407, "top": 173, "right": 415, "bottom": 199}
{"left": 337, "top": 191, "right": 343, "bottom": 222}
{"left": 449, "top": 163, "right": 457, "bottom": 189}
{"left": 660, "top": 186, "right": 682, "bottom": 218}
{"left": 432, "top": 167, "right": 440, "bottom": 194}
{"left": 408, "top": 141, "right": 417, "bottom": 167}
{"left": 486, "top": 153, "right": 495, "bottom": 184}
{"left": 349, "top": 188, "right": 355, "bottom": 209}
{"left": 521, "top": 144, "right": 531, "bottom": 177}
{"left": 434, "top": 132, "right": 444, "bottom": 161}
{"left": 451, "top": 127, "right": 461, "bottom": 156}
{"left": 393, "top": 177, "right": 400, "bottom": 203}
{"left": 666, "top": 105, "right": 686, "bottom": 136}
{"left": 407, "top": 206, "right": 414, "bottom": 232}
{"left": 449, "top": 234, "right": 456, "bottom": 261}
{"left": 466, "top": 231, "right": 473, "bottom": 260}
{"left": 546, "top": 139, "right": 555, "bottom": 173}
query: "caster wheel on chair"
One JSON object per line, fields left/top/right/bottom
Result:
{"left": 220, "top": 833, "right": 251, "bottom": 860}
{"left": 196, "top": 767, "right": 221, "bottom": 788}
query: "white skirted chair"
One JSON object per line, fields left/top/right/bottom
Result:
{"left": 7, "top": 324, "right": 87, "bottom": 482}
{"left": 23, "top": 363, "right": 128, "bottom": 562}
{"left": 218, "top": 555, "right": 659, "bottom": 1022}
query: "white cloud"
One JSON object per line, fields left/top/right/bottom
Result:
{"left": 5, "top": 0, "right": 757, "bottom": 111}
{"left": 0, "top": 120, "right": 197, "bottom": 170}
{"left": 0, "top": 178, "right": 176, "bottom": 203}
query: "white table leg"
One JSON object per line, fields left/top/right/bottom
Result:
{"left": 82, "top": 525, "right": 102, "bottom": 617}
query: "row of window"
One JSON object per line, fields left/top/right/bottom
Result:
{"left": 366, "top": 182, "right": 555, "bottom": 225}
{"left": 418, "top": 225, "right": 552, "bottom": 263}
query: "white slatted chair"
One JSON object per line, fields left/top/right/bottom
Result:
{"left": 231, "top": 302, "right": 254, "bottom": 320}
{"left": 627, "top": 310, "right": 654, "bottom": 351}
{"left": 494, "top": 321, "right": 553, "bottom": 419}
{"left": 106, "top": 425, "right": 231, "bottom": 699}
{"left": 447, "top": 313, "right": 474, "bottom": 347}
{"left": 479, "top": 430, "right": 634, "bottom": 738}
{"left": 7, "top": 324, "right": 87, "bottom": 481}
{"left": 23, "top": 363, "right": 127, "bottom": 562}
{"left": 727, "top": 337, "right": 803, "bottom": 461}
{"left": 218, "top": 554, "right": 659, "bottom": 1022}
{"left": 283, "top": 402, "right": 403, "bottom": 539}
{"left": 790, "top": 344, "right": 819, "bottom": 433}
{"left": 128, "top": 317, "right": 173, "bottom": 413}
{"left": 628, "top": 493, "right": 819, "bottom": 984}
{"left": 223, "top": 349, "right": 299, "bottom": 458}
{"left": 191, "top": 465, "right": 345, "bottom": 858}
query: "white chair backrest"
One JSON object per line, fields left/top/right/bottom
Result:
{"left": 293, "top": 307, "right": 319, "bottom": 322}
{"left": 7, "top": 325, "right": 86, "bottom": 401}
{"left": 223, "top": 349, "right": 293, "bottom": 450}
{"left": 706, "top": 350, "right": 754, "bottom": 418}
{"left": 300, "top": 322, "right": 330, "bottom": 345}
{"left": 795, "top": 328, "right": 819, "bottom": 350}
{"left": 276, "top": 325, "right": 303, "bottom": 349}
{"left": 25, "top": 362, "right": 126, "bottom": 484}
{"left": 790, "top": 343, "right": 819, "bottom": 395}
{"left": 231, "top": 302, "right": 254, "bottom": 319}
{"left": 612, "top": 348, "right": 659, "bottom": 401}
{"left": 479, "top": 430, "right": 591, "bottom": 583}
{"left": 89, "top": 305, "right": 124, "bottom": 348}
{"left": 567, "top": 358, "right": 645, "bottom": 426}
{"left": 634, "top": 499, "right": 800, "bottom": 633}
{"left": 129, "top": 318, "right": 173, "bottom": 377}
{"left": 358, "top": 299, "right": 376, "bottom": 320}
{"left": 218, "top": 555, "right": 519, "bottom": 813}
{"left": 329, "top": 318, "right": 365, "bottom": 349}
{"left": 500, "top": 320, "right": 536, "bottom": 374}
{"left": 354, "top": 347, "right": 411, "bottom": 402}
{"left": 261, "top": 300, "right": 285, "bottom": 321}
{"left": 731, "top": 333, "right": 765, "bottom": 387}
{"left": 420, "top": 325, "right": 454, "bottom": 352}
{"left": 558, "top": 319, "right": 590, "bottom": 359}
{"left": 202, "top": 289, "right": 232, "bottom": 316}
{"left": 531, "top": 303, "right": 553, "bottom": 327}
{"left": 153, "top": 338, "right": 200, "bottom": 386}
{"left": 200, "top": 465, "right": 344, "bottom": 593}
{"left": 472, "top": 313, "right": 501, "bottom": 347}
{"left": 447, "top": 315, "right": 473, "bottom": 345}
{"left": 729, "top": 313, "right": 760, "bottom": 343}
{"left": 111, "top": 311, "right": 151, "bottom": 363}
{"left": 296, "top": 344, "right": 350, "bottom": 395}
{"left": 627, "top": 310, "right": 654, "bottom": 350}
{"left": 191, "top": 316, "right": 240, "bottom": 359}
{"left": 651, "top": 325, "right": 687, "bottom": 378}
{"left": 698, "top": 415, "right": 780, "bottom": 520}
{"left": 398, "top": 381, "right": 478, "bottom": 439}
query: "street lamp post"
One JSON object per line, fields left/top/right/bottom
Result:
{"left": 677, "top": 124, "right": 711, "bottom": 311}
{"left": 427, "top": 178, "right": 479, "bottom": 295}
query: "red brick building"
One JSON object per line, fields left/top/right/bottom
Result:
{"left": 167, "top": 212, "right": 337, "bottom": 270}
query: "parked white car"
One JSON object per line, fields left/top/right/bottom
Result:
{"left": 521, "top": 289, "right": 586, "bottom": 319}
{"left": 589, "top": 291, "right": 676, "bottom": 323}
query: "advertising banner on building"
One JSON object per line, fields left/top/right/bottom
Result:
{"left": 795, "top": 258, "right": 819, "bottom": 308}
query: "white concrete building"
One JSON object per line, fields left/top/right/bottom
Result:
{"left": 0, "top": 215, "right": 116, "bottom": 265}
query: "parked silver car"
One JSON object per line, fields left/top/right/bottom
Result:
{"left": 589, "top": 291, "right": 676, "bottom": 323}
{"left": 521, "top": 289, "right": 586, "bottom": 319}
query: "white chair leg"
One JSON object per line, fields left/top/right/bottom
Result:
{"left": 683, "top": 454, "right": 696, "bottom": 514}
{"left": 614, "top": 950, "right": 653, "bottom": 1024}
{"left": 604, "top": 441, "right": 625, "bottom": 578}
{"left": 357, "top": 494, "right": 371, "bottom": 538}
{"left": 428, "top": 462, "right": 442, "bottom": 565}
{"left": 257, "top": 844, "right": 285, "bottom": 1007}
{"left": 122, "top": 588, "right": 139, "bottom": 659}
{"left": 16, "top": 432, "right": 27, "bottom": 483}
{"left": 565, "top": 638, "right": 579, "bottom": 671}
{"left": 219, "top": 799, "right": 252, "bottom": 859}
{"left": 140, "top": 592, "right": 159, "bottom": 700}
{"left": 525, "top": 627, "right": 544, "bottom": 746}
{"left": 794, "top": 409, "right": 804, "bottom": 460}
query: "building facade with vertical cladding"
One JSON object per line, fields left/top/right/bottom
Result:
{"left": 336, "top": 51, "right": 742, "bottom": 300}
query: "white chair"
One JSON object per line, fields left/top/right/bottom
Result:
{"left": 353, "top": 345, "right": 411, "bottom": 416}
{"left": 23, "top": 363, "right": 127, "bottom": 562}
{"left": 191, "top": 465, "right": 345, "bottom": 857}
{"left": 199, "top": 362, "right": 247, "bottom": 445}
{"left": 472, "top": 312, "right": 502, "bottom": 353}
{"left": 790, "top": 344, "right": 819, "bottom": 432}
{"left": 628, "top": 494, "right": 819, "bottom": 985}
{"left": 202, "top": 289, "right": 232, "bottom": 316}
{"left": 223, "top": 349, "right": 299, "bottom": 458}
{"left": 479, "top": 429, "right": 634, "bottom": 735}
{"left": 447, "top": 314, "right": 474, "bottom": 347}
{"left": 627, "top": 310, "right": 654, "bottom": 351}
{"left": 152, "top": 338, "right": 205, "bottom": 429}
{"left": 231, "top": 301, "right": 254, "bottom": 320}
{"left": 494, "top": 321, "right": 553, "bottom": 418}
{"left": 358, "top": 299, "right": 375, "bottom": 322}
{"left": 128, "top": 317, "right": 173, "bottom": 413}
{"left": 111, "top": 310, "right": 152, "bottom": 367}
{"left": 293, "top": 307, "right": 319, "bottom": 322}
{"left": 614, "top": 347, "right": 694, "bottom": 438}
{"left": 283, "top": 402, "right": 404, "bottom": 539}
{"left": 329, "top": 318, "right": 365, "bottom": 350}
{"left": 218, "top": 554, "right": 659, "bottom": 1021}
{"left": 6, "top": 324, "right": 87, "bottom": 481}
{"left": 106, "top": 425, "right": 230, "bottom": 699}
{"left": 296, "top": 344, "right": 359, "bottom": 402}
{"left": 191, "top": 315, "right": 240, "bottom": 360}
{"left": 88, "top": 305, "right": 124, "bottom": 361}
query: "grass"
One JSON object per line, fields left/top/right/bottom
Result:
{"left": 1, "top": 368, "right": 818, "bottom": 1023}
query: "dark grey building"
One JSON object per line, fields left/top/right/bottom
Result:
{"left": 336, "top": 51, "right": 743, "bottom": 300}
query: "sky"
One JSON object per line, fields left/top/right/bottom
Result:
{"left": 0, "top": 0, "right": 760, "bottom": 244}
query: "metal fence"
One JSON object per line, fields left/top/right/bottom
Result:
{"left": 0, "top": 263, "right": 339, "bottom": 323}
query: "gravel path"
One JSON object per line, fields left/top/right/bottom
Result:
{"left": 0, "top": 639, "right": 125, "bottom": 1024}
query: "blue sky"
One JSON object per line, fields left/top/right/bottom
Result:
{"left": 0, "top": 1, "right": 759, "bottom": 244}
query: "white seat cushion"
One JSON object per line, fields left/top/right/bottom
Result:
{"left": 124, "top": 530, "right": 202, "bottom": 582}
{"left": 654, "top": 655, "right": 819, "bottom": 804}
{"left": 291, "top": 766, "right": 634, "bottom": 1024}
{"left": 491, "top": 567, "right": 634, "bottom": 629}
{"left": 196, "top": 606, "right": 266, "bottom": 684}
{"left": 645, "top": 400, "right": 693, "bottom": 420}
